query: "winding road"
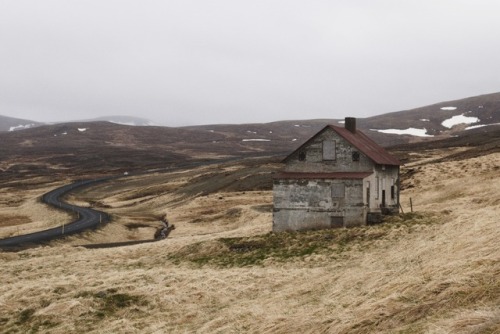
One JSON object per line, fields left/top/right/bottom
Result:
{"left": 0, "top": 178, "right": 112, "bottom": 249}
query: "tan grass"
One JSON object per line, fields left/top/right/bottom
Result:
{"left": 0, "top": 182, "right": 71, "bottom": 238}
{"left": 0, "top": 151, "right": 498, "bottom": 333}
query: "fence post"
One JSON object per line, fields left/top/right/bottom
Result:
{"left": 410, "top": 198, "right": 413, "bottom": 213}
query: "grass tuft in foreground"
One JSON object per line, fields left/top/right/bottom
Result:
{"left": 75, "top": 288, "right": 149, "bottom": 318}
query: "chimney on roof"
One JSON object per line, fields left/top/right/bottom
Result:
{"left": 345, "top": 117, "right": 356, "bottom": 133}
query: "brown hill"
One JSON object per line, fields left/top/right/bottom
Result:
{"left": 1, "top": 91, "right": 499, "bottom": 184}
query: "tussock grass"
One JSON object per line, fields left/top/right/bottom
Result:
{"left": 169, "top": 212, "right": 439, "bottom": 268}
{"left": 0, "top": 151, "right": 499, "bottom": 333}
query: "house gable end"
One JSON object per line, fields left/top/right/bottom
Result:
{"left": 327, "top": 125, "right": 401, "bottom": 166}
{"left": 283, "top": 124, "right": 401, "bottom": 167}
{"left": 282, "top": 125, "right": 331, "bottom": 164}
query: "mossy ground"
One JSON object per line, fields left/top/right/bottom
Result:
{"left": 168, "top": 212, "right": 440, "bottom": 268}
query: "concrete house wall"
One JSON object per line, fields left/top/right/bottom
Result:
{"left": 364, "top": 166, "right": 400, "bottom": 214}
{"left": 273, "top": 118, "right": 401, "bottom": 232}
{"left": 273, "top": 178, "right": 365, "bottom": 230}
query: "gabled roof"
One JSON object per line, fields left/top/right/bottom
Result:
{"left": 284, "top": 124, "right": 401, "bottom": 166}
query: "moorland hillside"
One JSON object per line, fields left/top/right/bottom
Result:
{"left": 0, "top": 91, "right": 499, "bottom": 332}
{"left": 0, "top": 137, "right": 499, "bottom": 333}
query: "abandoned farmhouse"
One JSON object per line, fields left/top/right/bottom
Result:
{"left": 273, "top": 117, "right": 401, "bottom": 231}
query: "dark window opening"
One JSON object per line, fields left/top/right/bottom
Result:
{"left": 331, "top": 216, "right": 344, "bottom": 228}
{"left": 366, "top": 182, "right": 370, "bottom": 207}
{"left": 298, "top": 151, "right": 306, "bottom": 161}
{"left": 391, "top": 185, "right": 395, "bottom": 200}
{"left": 352, "top": 151, "right": 360, "bottom": 161}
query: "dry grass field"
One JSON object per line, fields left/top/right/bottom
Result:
{"left": 0, "top": 179, "right": 71, "bottom": 239}
{"left": 0, "top": 149, "right": 499, "bottom": 333}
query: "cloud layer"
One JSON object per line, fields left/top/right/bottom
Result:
{"left": 1, "top": 1, "right": 500, "bottom": 125}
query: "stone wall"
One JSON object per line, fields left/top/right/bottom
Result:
{"left": 273, "top": 178, "right": 365, "bottom": 231}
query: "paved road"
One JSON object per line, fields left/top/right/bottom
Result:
{"left": 0, "top": 178, "right": 112, "bottom": 249}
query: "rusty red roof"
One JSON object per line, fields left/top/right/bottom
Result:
{"left": 328, "top": 125, "right": 401, "bottom": 165}
{"left": 284, "top": 124, "right": 401, "bottom": 166}
{"left": 274, "top": 172, "right": 373, "bottom": 180}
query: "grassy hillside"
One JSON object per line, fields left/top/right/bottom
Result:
{"left": 0, "top": 148, "right": 499, "bottom": 333}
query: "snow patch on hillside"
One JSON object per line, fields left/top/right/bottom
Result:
{"left": 441, "top": 114, "right": 479, "bottom": 128}
{"left": 109, "top": 121, "right": 155, "bottom": 126}
{"left": 440, "top": 106, "right": 457, "bottom": 110}
{"left": 370, "top": 128, "right": 433, "bottom": 137}
{"left": 466, "top": 123, "right": 500, "bottom": 130}
{"left": 9, "top": 124, "right": 35, "bottom": 131}
{"left": 78, "top": 128, "right": 87, "bottom": 132}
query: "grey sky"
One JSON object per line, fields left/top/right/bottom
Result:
{"left": 1, "top": 1, "right": 499, "bottom": 126}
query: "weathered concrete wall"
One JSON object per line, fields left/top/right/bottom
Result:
{"left": 285, "top": 127, "right": 375, "bottom": 173}
{"left": 273, "top": 178, "right": 365, "bottom": 231}
{"left": 273, "top": 126, "right": 400, "bottom": 231}
{"left": 364, "top": 166, "right": 400, "bottom": 213}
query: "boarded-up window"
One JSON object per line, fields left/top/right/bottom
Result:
{"left": 332, "top": 183, "right": 345, "bottom": 198}
{"left": 322, "top": 140, "right": 336, "bottom": 160}
{"left": 375, "top": 177, "right": 379, "bottom": 199}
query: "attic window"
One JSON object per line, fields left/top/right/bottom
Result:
{"left": 352, "top": 151, "right": 360, "bottom": 161}
{"left": 322, "top": 140, "right": 336, "bottom": 161}
{"left": 298, "top": 151, "right": 306, "bottom": 161}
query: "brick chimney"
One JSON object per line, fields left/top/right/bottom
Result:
{"left": 345, "top": 117, "right": 356, "bottom": 133}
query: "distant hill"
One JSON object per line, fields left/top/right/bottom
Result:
{"left": 360, "top": 91, "right": 500, "bottom": 145}
{"left": 2, "top": 91, "right": 499, "bottom": 143}
{"left": 0, "top": 115, "right": 43, "bottom": 132}
{"left": 82, "top": 115, "right": 156, "bottom": 126}
{"left": 0, "top": 92, "right": 499, "bottom": 181}
{"left": 0, "top": 115, "right": 155, "bottom": 132}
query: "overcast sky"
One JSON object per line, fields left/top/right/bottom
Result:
{"left": 1, "top": 1, "right": 499, "bottom": 126}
